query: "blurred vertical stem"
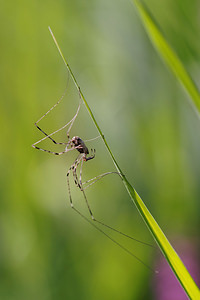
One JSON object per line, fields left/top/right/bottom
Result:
{"left": 132, "top": 0, "right": 200, "bottom": 116}
{"left": 48, "top": 27, "right": 200, "bottom": 299}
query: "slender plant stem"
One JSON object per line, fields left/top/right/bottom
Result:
{"left": 48, "top": 26, "right": 200, "bottom": 299}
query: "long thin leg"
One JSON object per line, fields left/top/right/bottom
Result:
{"left": 67, "top": 155, "right": 82, "bottom": 206}
{"left": 80, "top": 185, "right": 153, "bottom": 247}
{"left": 72, "top": 156, "right": 83, "bottom": 188}
{"left": 32, "top": 145, "right": 81, "bottom": 155}
{"left": 84, "top": 135, "right": 101, "bottom": 143}
{"left": 82, "top": 171, "right": 121, "bottom": 190}
{"left": 71, "top": 205, "right": 156, "bottom": 272}
{"left": 85, "top": 149, "right": 96, "bottom": 161}
{"left": 79, "top": 159, "right": 84, "bottom": 187}
{"left": 72, "top": 167, "right": 154, "bottom": 248}
{"left": 67, "top": 156, "right": 101, "bottom": 219}
{"left": 35, "top": 89, "right": 67, "bottom": 122}
{"left": 67, "top": 166, "right": 155, "bottom": 269}
{"left": 32, "top": 98, "right": 81, "bottom": 148}
{"left": 66, "top": 87, "right": 82, "bottom": 139}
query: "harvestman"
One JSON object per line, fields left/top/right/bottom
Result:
{"left": 32, "top": 86, "right": 155, "bottom": 271}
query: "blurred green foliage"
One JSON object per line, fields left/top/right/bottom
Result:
{"left": 0, "top": 0, "right": 200, "bottom": 299}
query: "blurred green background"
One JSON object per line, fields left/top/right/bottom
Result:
{"left": 0, "top": 0, "right": 200, "bottom": 299}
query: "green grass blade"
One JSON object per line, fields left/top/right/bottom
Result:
{"left": 132, "top": 0, "right": 200, "bottom": 116}
{"left": 124, "top": 181, "right": 200, "bottom": 299}
{"left": 48, "top": 27, "right": 200, "bottom": 299}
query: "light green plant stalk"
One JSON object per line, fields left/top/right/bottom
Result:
{"left": 48, "top": 27, "right": 200, "bottom": 299}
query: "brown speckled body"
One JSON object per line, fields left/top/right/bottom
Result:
{"left": 71, "top": 136, "right": 89, "bottom": 155}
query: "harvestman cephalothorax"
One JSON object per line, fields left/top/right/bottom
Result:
{"left": 32, "top": 27, "right": 156, "bottom": 272}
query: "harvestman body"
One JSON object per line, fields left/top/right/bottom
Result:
{"left": 70, "top": 136, "right": 90, "bottom": 158}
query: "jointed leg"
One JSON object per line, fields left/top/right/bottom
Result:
{"left": 67, "top": 155, "right": 95, "bottom": 218}
{"left": 67, "top": 160, "right": 147, "bottom": 246}
{"left": 82, "top": 171, "right": 121, "bottom": 190}
{"left": 73, "top": 171, "right": 153, "bottom": 247}
{"left": 85, "top": 149, "right": 96, "bottom": 161}
{"left": 32, "top": 95, "right": 81, "bottom": 151}
{"left": 72, "top": 156, "right": 84, "bottom": 188}
{"left": 65, "top": 155, "right": 155, "bottom": 269}
{"left": 66, "top": 87, "right": 82, "bottom": 139}
{"left": 78, "top": 159, "right": 84, "bottom": 187}
{"left": 66, "top": 169, "right": 154, "bottom": 269}
{"left": 70, "top": 205, "right": 155, "bottom": 271}
{"left": 35, "top": 89, "right": 67, "bottom": 124}
{"left": 32, "top": 145, "right": 80, "bottom": 155}
{"left": 83, "top": 189, "right": 153, "bottom": 246}
{"left": 67, "top": 155, "right": 82, "bottom": 206}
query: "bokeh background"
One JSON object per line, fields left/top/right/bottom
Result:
{"left": 0, "top": 0, "right": 200, "bottom": 299}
